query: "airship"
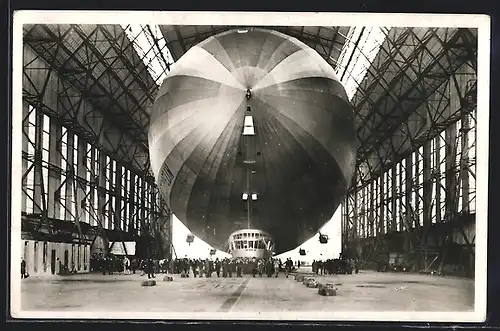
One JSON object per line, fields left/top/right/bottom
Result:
{"left": 148, "top": 27, "right": 357, "bottom": 255}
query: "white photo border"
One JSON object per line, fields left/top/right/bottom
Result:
{"left": 10, "top": 10, "right": 491, "bottom": 322}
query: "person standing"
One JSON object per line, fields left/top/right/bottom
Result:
{"left": 123, "top": 256, "right": 130, "bottom": 275}
{"left": 146, "top": 258, "right": 155, "bottom": 279}
{"left": 274, "top": 259, "right": 280, "bottom": 278}
{"left": 222, "top": 259, "right": 228, "bottom": 278}
{"left": 190, "top": 259, "right": 197, "bottom": 278}
{"left": 205, "top": 259, "right": 212, "bottom": 278}
{"left": 131, "top": 258, "right": 137, "bottom": 274}
{"left": 228, "top": 259, "right": 233, "bottom": 278}
{"left": 285, "top": 258, "right": 293, "bottom": 278}
{"left": 236, "top": 259, "right": 243, "bottom": 277}
{"left": 258, "top": 260, "right": 264, "bottom": 277}
{"left": 21, "top": 258, "right": 27, "bottom": 279}
{"left": 266, "top": 259, "right": 273, "bottom": 277}
{"left": 198, "top": 259, "right": 203, "bottom": 278}
{"left": 251, "top": 258, "right": 257, "bottom": 278}
{"left": 215, "top": 258, "right": 221, "bottom": 278}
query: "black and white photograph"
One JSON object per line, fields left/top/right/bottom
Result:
{"left": 10, "top": 11, "right": 490, "bottom": 322}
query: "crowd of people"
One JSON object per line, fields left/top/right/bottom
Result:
{"left": 88, "top": 254, "right": 302, "bottom": 278}
{"left": 19, "top": 250, "right": 357, "bottom": 278}
{"left": 21, "top": 252, "right": 359, "bottom": 279}
{"left": 311, "top": 258, "right": 359, "bottom": 275}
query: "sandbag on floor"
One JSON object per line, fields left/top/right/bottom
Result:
{"left": 318, "top": 283, "right": 337, "bottom": 296}
{"left": 141, "top": 280, "right": 157, "bottom": 286}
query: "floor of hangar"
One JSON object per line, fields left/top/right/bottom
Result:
{"left": 19, "top": 269, "right": 474, "bottom": 313}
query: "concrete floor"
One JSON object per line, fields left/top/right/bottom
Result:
{"left": 20, "top": 270, "right": 474, "bottom": 314}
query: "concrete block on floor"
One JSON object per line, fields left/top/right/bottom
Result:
{"left": 302, "top": 277, "right": 313, "bottom": 285}
{"left": 318, "top": 284, "right": 337, "bottom": 296}
{"left": 141, "top": 280, "right": 156, "bottom": 286}
{"left": 306, "top": 279, "right": 320, "bottom": 288}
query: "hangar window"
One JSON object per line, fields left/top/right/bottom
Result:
{"left": 430, "top": 138, "right": 437, "bottom": 224}
{"left": 92, "top": 148, "right": 100, "bottom": 226}
{"left": 336, "top": 27, "right": 389, "bottom": 101}
{"left": 395, "top": 163, "right": 401, "bottom": 231}
{"left": 57, "top": 126, "right": 69, "bottom": 220}
{"left": 418, "top": 146, "right": 424, "bottom": 226}
{"left": 121, "top": 24, "right": 174, "bottom": 86}
{"left": 438, "top": 132, "right": 446, "bottom": 220}
{"left": 386, "top": 168, "right": 393, "bottom": 232}
{"left": 42, "top": 116, "right": 51, "bottom": 206}
{"left": 467, "top": 116, "right": 476, "bottom": 213}
{"left": 375, "top": 176, "right": 381, "bottom": 232}
{"left": 24, "top": 104, "right": 37, "bottom": 214}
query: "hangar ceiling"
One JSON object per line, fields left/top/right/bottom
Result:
{"left": 22, "top": 24, "right": 477, "bottom": 192}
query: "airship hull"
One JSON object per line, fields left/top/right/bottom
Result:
{"left": 148, "top": 28, "right": 357, "bottom": 254}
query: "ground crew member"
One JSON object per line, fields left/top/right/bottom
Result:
{"left": 222, "top": 259, "right": 228, "bottom": 278}
{"left": 236, "top": 259, "right": 242, "bottom": 277}
{"left": 191, "top": 260, "right": 198, "bottom": 278}
{"left": 285, "top": 258, "right": 293, "bottom": 278}
{"left": 21, "top": 258, "right": 27, "bottom": 279}
{"left": 274, "top": 259, "right": 280, "bottom": 278}
{"left": 215, "top": 258, "right": 221, "bottom": 277}
{"left": 228, "top": 260, "right": 233, "bottom": 278}
{"left": 251, "top": 258, "right": 257, "bottom": 278}
{"left": 205, "top": 259, "right": 212, "bottom": 278}
{"left": 258, "top": 260, "right": 265, "bottom": 277}
{"left": 146, "top": 258, "right": 155, "bottom": 279}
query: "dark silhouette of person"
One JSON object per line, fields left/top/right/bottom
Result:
{"left": 21, "top": 258, "right": 27, "bottom": 279}
{"left": 228, "top": 260, "right": 233, "bottom": 278}
{"left": 146, "top": 258, "right": 155, "bottom": 279}
{"left": 285, "top": 258, "right": 293, "bottom": 278}
{"left": 215, "top": 258, "right": 221, "bottom": 277}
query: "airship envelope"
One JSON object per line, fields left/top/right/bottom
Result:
{"left": 148, "top": 28, "right": 357, "bottom": 254}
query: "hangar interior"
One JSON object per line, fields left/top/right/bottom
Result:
{"left": 20, "top": 24, "right": 477, "bottom": 278}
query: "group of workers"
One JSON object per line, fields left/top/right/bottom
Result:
{"left": 88, "top": 254, "right": 300, "bottom": 279}
{"left": 25, "top": 252, "right": 358, "bottom": 280}
{"left": 311, "top": 257, "right": 359, "bottom": 275}
{"left": 161, "top": 257, "right": 295, "bottom": 278}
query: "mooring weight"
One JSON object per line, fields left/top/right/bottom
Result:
{"left": 318, "top": 283, "right": 337, "bottom": 296}
{"left": 141, "top": 280, "right": 157, "bottom": 287}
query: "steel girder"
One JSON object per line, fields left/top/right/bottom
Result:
{"left": 22, "top": 27, "right": 171, "bottom": 256}
{"left": 351, "top": 27, "right": 477, "bottom": 191}
{"left": 341, "top": 27, "right": 477, "bottom": 274}
{"left": 23, "top": 30, "right": 154, "bottom": 182}
{"left": 20, "top": 100, "right": 169, "bottom": 255}
{"left": 23, "top": 24, "right": 159, "bottom": 178}
{"left": 158, "top": 25, "right": 349, "bottom": 70}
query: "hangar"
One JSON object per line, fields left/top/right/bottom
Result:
{"left": 17, "top": 21, "right": 480, "bottom": 314}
